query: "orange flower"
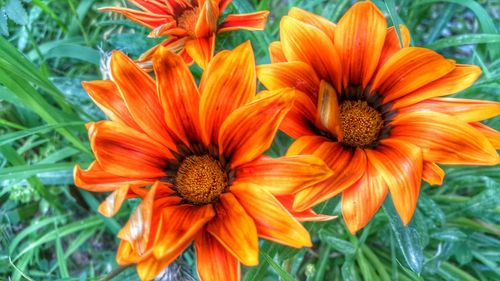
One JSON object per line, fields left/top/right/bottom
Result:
{"left": 101, "top": 0, "right": 269, "bottom": 69}
{"left": 257, "top": 2, "right": 500, "bottom": 234}
{"left": 74, "top": 42, "right": 333, "bottom": 281}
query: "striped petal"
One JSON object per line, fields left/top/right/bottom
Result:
{"left": 218, "top": 11, "right": 269, "bottom": 33}
{"left": 195, "top": 230, "right": 240, "bottom": 281}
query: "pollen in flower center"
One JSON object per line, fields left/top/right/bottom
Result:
{"left": 340, "top": 100, "right": 383, "bottom": 147}
{"left": 175, "top": 154, "right": 227, "bottom": 204}
{"left": 178, "top": 7, "right": 200, "bottom": 37}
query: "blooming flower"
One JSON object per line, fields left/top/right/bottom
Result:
{"left": 257, "top": 1, "right": 500, "bottom": 233}
{"left": 74, "top": 42, "right": 333, "bottom": 280}
{"left": 101, "top": 0, "right": 269, "bottom": 69}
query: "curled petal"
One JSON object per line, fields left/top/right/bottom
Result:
{"left": 316, "top": 80, "right": 342, "bottom": 139}
{"left": 277, "top": 195, "right": 336, "bottom": 222}
{"left": 98, "top": 185, "right": 130, "bottom": 217}
{"left": 218, "top": 11, "right": 270, "bottom": 33}
{"left": 423, "top": 161, "right": 445, "bottom": 186}
{"left": 185, "top": 36, "right": 215, "bottom": 70}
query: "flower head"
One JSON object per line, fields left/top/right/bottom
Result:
{"left": 257, "top": 1, "right": 500, "bottom": 233}
{"left": 74, "top": 42, "right": 333, "bottom": 280}
{"left": 101, "top": 0, "right": 269, "bottom": 69}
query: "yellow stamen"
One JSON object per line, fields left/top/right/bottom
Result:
{"left": 340, "top": 100, "right": 383, "bottom": 147}
{"left": 175, "top": 154, "right": 227, "bottom": 204}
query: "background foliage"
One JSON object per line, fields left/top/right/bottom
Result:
{"left": 0, "top": 0, "right": 499, "bottom": 280}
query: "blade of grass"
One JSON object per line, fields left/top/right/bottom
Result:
{"left": 426, "top": 34, "right": 500, "bottom": 50}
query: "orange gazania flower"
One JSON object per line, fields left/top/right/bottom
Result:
{"left": 74, "top": 42, "right": 333, "bottom": 281}
{"left": 257, "top": 1, "right": 500, "bottom": 233}
{"left": 101, "top": 0, "right": 269, "bottom": 69}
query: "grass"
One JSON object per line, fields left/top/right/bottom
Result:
{"left": 0, "top": 0, "right": 499, "bottom": 280}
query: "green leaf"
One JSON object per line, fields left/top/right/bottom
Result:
{"left": 0, "top": 162, "right": 75, "bottom": 182}
{"left": 0, "top": 121, "right": 84, "bottom": 146}
{"left": 426, "top": 34, "right": 500, "bottom": 50}
{"left": 384, "top": 0, "right": 404, "bottom": 47}
{"left": 319, "top": 229, "right": 356, "bottom": 256}
{"left": 260, "top": 252, "right": 295, "bottom": 281}
{"left": 5, "top": 0, "right": 27, "bottom": 25}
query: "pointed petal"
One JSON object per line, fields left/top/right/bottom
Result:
{"left": 98, "top": 185, "right": 130, "bottom": 217}
{"left": 195, "top": 230, "right": 240, "bottom": 281}
{"left": 218, "top": 11, "right": 269, "bottom": 33}
{"left": 371, "top": 47, "right": 455, "bottom": 102}
{"left": 269, "top": 41, "right": 286, "bottom": 63}
{"left": 99, "top": 7, "right": 172, "bottom": 29}
{"left": 470, "top": 122, "right": 500, "bottom": 149}
{"left": 377, "top": 24, "right": 411, "bottom": 68}
{"left": 185, "top": 36, "right": 215, "bottom": 70}
{"left": 366, "top": 139, "right": 423, "bottom": 225}
{"left": 423, "top": 161, "right": 445, "bottom": 186}
{"left": 334, "top": 1, "right": 387, "bottom": 87}
{"left": 401, "top": 97, "right": 500, "bottom": 122}
{"left": 200, "top": 41, "right": 255, "bottom": 145}
{"left": 316, "top": 80, "right": 342, "bottom": 139}
{"left": 195, "top": 0, "right": 219, "bottom": 37}
{"left": 281, "top": 16, "right": 342, "bottom": 91}
{"left": 117, "top": 182, "right": 160, "bottom": 255}
{"left": 110, "top": 51, "right": 173, "bottom": 146}
{"left": 394, "top": 65, "right": 482, "bottom": 108}
{"left": 392, "top": 111, "right": 499, "bottom": 165}
{"left": 292, "top": 143, "right": 366, "bottom": 211}
{"left": 232, "top": 183, "right": 311, "bottom": 248}
{"left": 116, "top": 239, "right": 147, "bottom": 266}
{"left": 236, "top": 155, "right": 332, "bottom": 195}
{"left": 207, "top": 193, "right": 258, "bottom": 266}
{"left": 280, "top": 90, "right": 318, "bottom": 139}
{"left": 82, "top": 80, "right": 140, "bottom": 130}
{"left": 219, "top": 89, "right": 294, "bottom": 168}
{"left": 341, "top": 160, "right": 388, "bottom": 234}
{"left": 257, "top": 61, "right": 320, "bottom": 98}
{"left": 153, "top": 47, "right": 201, "bottom": 145}
{"left": 286, "top": 135, "right": 329, "bottom": 156}
{"left": 154, "top": 204, "right": 215, "bottom": 262}
{"left": 74, "top": 161, "right": 153, "bottom": 192}
{"left": 129, "top": 0, "right": 170, "bottom": 14}
{"left": 277, "top": 195, "right": 337, "bottom": 222}
{"left": 288, "top": 7, "right": 335, "bottom": 41}
{"left": 90, "top": 121, "right": 170, "bottom": 178}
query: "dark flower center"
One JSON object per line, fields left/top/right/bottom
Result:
{"left": 175, "top": 154, "right": 227, "bottom": 204}
{"left": 178, "top": 7, "right": 199, "bottom": 37}
{"left": 340, "top": 100, "right": 384, "bottom": 148}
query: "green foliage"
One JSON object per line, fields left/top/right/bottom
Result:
{"left": 0, "top": 0, "right": 498, "bottom": 280}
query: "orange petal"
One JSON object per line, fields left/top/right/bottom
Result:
{"left": 235, "top": 155, "right": 332, "bottom": 195}
{"left": 257, "top": 61, "right": 320, "bottom": 98}
{"left": 392, "top": 111, "right": 498, "bottom": 165}
{"left": 377, "top": 24, "right": 411, "bottom": 68}
{"left": 269, "top": 41, "right": 286, "bottom": 63}
{"left": 286, "top": 135, "right": 330, "bottom": 156}
{"left": 153, "top": 47, "right": 201, "bottom": 145}
{"left": 292, "top": 142, "right": 366, "bottom": 211}
{"left": 470, "top": 122, "right": 500, "bottom": 149}
{"left": 366, "top": 139, "right": 423, "bottom": 225}
{"left": 207, "top": 193, "right": 258, "bottom": 266}
{"left": 277, "top": 195, "right": 337, "bottom": 222}
{"left": 99, "top": 7, "right": 172, "bottom": 29}
{"left": 82, "top": 80, "right": 140, "bottom": 130}
{"left": 195, "top": 230, "right": 240, "bottom": 281}
{"left": 219, "top": 89, "right": 294, "bottom": 168}
{"left": 195, "top": 0, "right": 219, "bottom": 38}
{"left": 334, "top": 1, "right": 387, "bottom": 87}
{"left": 422, "top": 161, "right": 445, "bottom": 186}
{"left": 341, "top": 159, "right": 388, "bottom": 234}
{"left": 130, "top": 0, "right": 170, "bottom": 14}
{"left": 316, "top": 80, "right": 342, "bottom": 139}
{"left": 136, "top": 255, "right": 176, "bottom": 281}
{"left": 73, "top": 161, "right": 153, "bottom": 192}
{"left": 401, "top": 97, "right": 500, "bottom": 122}
{"left": 98, "top": 185, "right": 130, "bottom": 217}
{"left": 288, "top": 7, "right": 335, "bottom": 41}
{"left": 393, "top": 65, "right": 482, "bottom": 108}
{"left": 200, "top": 41, "right": 255, "bottom": 145}
{"left": 90, "top": 121, "right": 171, "bottom": 178}
{"left": 116, "top": 239, "right": 148, "bottom": 266}
{"left": 280, "top": 91, "right": 318, "bottom": 139}
{"left": 218, "top": 11, "right": 269, "bottom": 33}
{"left": 154, "top": 204, "right": 215, "bottom": 262}
{"left": 280, "top": 16, "right": 342, "bottom": 91}
{"left": 110, "top": 51, "right": 173, "bottom": 146}
{"left": 138, "top": 37, "right": 188, "bottom": 63}
{"left": 185, "top": 36, "right": 215, "bottom": 70}
{"left": 371, "top": 47, "right": 455, "bottom": 102}
{"left": 231, "top": 182, "right": 312, "bottom": 248}
{"left": 118, "top": 182, "right": 160, "bottom": 255}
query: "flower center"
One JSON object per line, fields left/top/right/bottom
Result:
{"left": 175, "top": 154, "right": 227, "bottom": 204}
{"left": 340, "top": 100, "right": 383, "bottom": 147}
{"left": 178, "top": 7, "right": 199, "bottom": 37}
